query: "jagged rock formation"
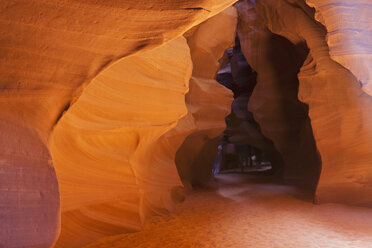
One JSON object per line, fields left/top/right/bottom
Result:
{"left": 176, "top": 7, "right": 236, "bottom": 187}
{"left": 236, "top": 0, "right": 321, "bottom": 188}
{"left": 0, "top": 1, "right": 236, "bottom": 247}
{"left": 217, "top": 42, "right": 284, "bottom": 171}
{"left": 236, "top": 0, "right": 372, "bottom": 206}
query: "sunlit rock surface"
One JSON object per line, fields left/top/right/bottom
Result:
{"left": 0, "top": 0, "right": 236, "bottom": 247}
{"left": 51, "top": 6, "right": 236, "bottom": 248}
{"left": 50, "top": 7, "right": 236, "bottom": 247}
{"left": 50, "top": 36, "right": 191, "bottom": 248}
{"left": 306, "top": 0, "right": 372, "bottom": 95}
{"left": 236, "top": 0, "right": 372, "bottom": 206}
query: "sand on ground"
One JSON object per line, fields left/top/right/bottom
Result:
{"left": 84, "top": 173, "right": 372, "bottom": 248}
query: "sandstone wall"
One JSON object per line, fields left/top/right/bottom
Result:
{"left": 176, "top": 7, "right": 236, "bottom": 186}
{"left": 306, "top": 0, "right": 372, "bottom": 95}
{"left": 0, "top": 1, "right": 236, "bottom": 247}
{"left": 50, "top": 37, "right": 191, "bottom": 248}
{"left": 50, "top": 7, "right": 236, "bottom": 247}
{"left": 236, "top": 0, "right": 372, "bottom": 206}
{"left": 236, "top": 0, "right": 321, "bottom": 188}
{"left": 2, "top": 1, "right": 372, "bottom": 247}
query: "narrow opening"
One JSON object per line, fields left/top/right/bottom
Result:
{"left": 212, "top": 36, "right": 285, "bottom": 178}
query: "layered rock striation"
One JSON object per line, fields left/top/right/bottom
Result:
{"left": 50, "top": 36, "right": 191, "bottom": 248}
{"left": 50, "top": 7, "right": 236, "bottom": 248}
{"left": 306, "top": 0, "right": 372, "bottom": 95}
{"left": 0, "top": 1, "right": 236, "bottom": 247}
{"left": 1, "top": 0, "right": 372, "bottom": 247}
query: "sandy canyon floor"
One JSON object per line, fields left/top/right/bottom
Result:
{"left": 85, "top": 173, "right": 372, "bottom": 248}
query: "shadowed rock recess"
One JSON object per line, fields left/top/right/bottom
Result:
{"left": 238, "top": 0, "right": 372, "bottom": 206}
{"left": 0, "top": 0, "right": 371, "bottom": 247}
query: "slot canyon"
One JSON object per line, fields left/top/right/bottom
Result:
{"left": 1, "top": 0, "right": 372, "bottom": 247}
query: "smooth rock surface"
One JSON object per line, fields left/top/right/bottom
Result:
{"left": 1, "top": 0, "right": 372, "bottom": 247}
{"left": 50, "top": 7, "right": 236, "bottom": 248}
{"left": 306, "top": 0, "right": 372, "bottom": 95}
{"left": 0, "top": 1, "right": 236, "bottom": 247}
{"left": 238, "top": 0, "right": 372, "bottom": 206}
{"left": 50, "top": 36, "right": 192, "bottom": 248}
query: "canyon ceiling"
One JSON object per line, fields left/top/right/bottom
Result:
{"left": 0, "top": 0, "right": 371, "bottom": 247}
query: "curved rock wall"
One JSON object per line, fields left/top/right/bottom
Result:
{"left": 1, "top": 0, "right": 372, "bottom": 247}
{"left": 306, "top": 0, "right": 372, "bottom": 95}
{"left": 235, "top": 0, "right": 321, "bottom": 188}
{"left": 175, "top": 7, "right": 236, "bottom": 186}
{"left": 50, "top": 37, "right": 191, "bottom": 248}
{"left": 237, "top": 0, "right": 372, "bottom": 206}
{"left": 0, "top": 1, "right": 236, "bottom": 247}
{"left": 50, "top": 7, "right": 236, "bottom": 248}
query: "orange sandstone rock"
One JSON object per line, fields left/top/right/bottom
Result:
{"left": 306, "top": 0, "right": 372, "bottom": 95}
{"left": 50, "top": 7, "right": 236, "bottom": 247}
{"left": 236, "top": 0, "right": 321, "bottom": 188}
{"left": 176, "top": 7, "right": 236, "bottom": 186}
{"left": 50, "top": 36, "right": 192, "bottom": 248}
{"left": 0, "top": 1, "right": 236, "bottom": 247}
{"left": 237, "top": 0, "right": 372, "bottom": 206}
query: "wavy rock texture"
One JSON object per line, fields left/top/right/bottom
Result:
{"left": 50, "top": 36, "right": 192, "bottom": 248}
{"left": 306, "top": 0, "right": 372, "bottom": 95}
{"left": 239, "top": 0, "right": 372, "bottom": 206}
{"left": 235, "top": 0, "right": 321, "bottom": 188}
{"left": 51, "top": 7, "right": 236, "bottom": 247}
{"left": 0, "top": 0, "right": 236, "bottom": 247}
{"left": 175, "top": 7, "right": 236, "bottom": 186}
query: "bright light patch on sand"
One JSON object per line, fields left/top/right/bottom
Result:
{"left": 85, "top": 174, "right": 372, "bottom": 248}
